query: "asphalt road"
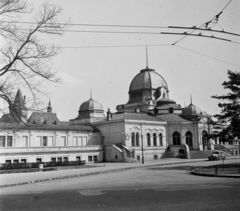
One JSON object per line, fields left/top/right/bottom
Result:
{"left": 0, "top": 160, "right": 240, "bottom": 211}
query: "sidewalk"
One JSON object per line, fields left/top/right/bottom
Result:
{"left": 1, "top": 157, "right": 239, "bottom": 188}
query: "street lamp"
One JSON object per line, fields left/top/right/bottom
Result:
{"left": 140, "top": 120, "right": 144, "bottom": 164}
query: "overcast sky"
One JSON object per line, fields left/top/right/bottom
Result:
{"left": 28, "top": 0, "right": 240, "bottom": 120}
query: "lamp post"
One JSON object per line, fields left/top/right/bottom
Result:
{"left": 140, "top": 120, "right": 144, "bottom": 164}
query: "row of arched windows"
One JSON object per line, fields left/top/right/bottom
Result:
{"left": 131, "top": 132, "right": 163, "bottom": 147}
{"left": 172, "top": 131, "right": 193, "bottom": 146}
{"left": 131, "top": 131, "right": 193, "bottom": 147}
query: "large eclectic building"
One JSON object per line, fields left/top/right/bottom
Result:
{"left": 0, "top": 64, "right": 214, "bottom": 164}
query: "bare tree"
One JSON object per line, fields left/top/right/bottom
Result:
{"left": 0, "top": 0, "right": 66, "bottom": 122}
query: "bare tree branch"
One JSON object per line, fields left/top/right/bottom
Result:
{"left": 0, "top": 1, "right": 66, "bottom": 123}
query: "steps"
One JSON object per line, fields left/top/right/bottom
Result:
{"left": 189, "top": 150, "right": 215, "bottom": 159}
{"left": 214, "top": 145, "right": 233, "bottom": 156}
{"left": 123, "top": 156, "right": 138, "bottom": 163}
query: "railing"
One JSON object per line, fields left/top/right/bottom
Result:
{"left": 214, "top": 144, "right": 234, "bottom": 155}
{"left": 0, "top": 160, "right": 86, "bottom": 170}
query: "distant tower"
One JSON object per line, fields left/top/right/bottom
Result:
{"left": 10, "top": 89, "right": 28, "bottom": 123}
{"left": 47, "top": 100, "right": 52, "bottom": 113}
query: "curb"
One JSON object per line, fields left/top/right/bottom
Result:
{"left": 1, "top": 158, "right": 239, "bottom": 188}
{"left": 191, "top": 168, "right": 240, "bottom": 178}
{"left": 0, "top": 159, "right": 205, "bottom": 188}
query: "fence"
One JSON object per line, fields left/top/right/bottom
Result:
{"left": 0, "top": 160, "right": 86, "bottom": 170}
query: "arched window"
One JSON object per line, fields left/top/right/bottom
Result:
{"left": 136, "top": 133, "right": 140, "bottom": 146}
{"left": 202, "top": 130, "right": 208, "bottom": 150}
{"left": 186, "top": 131, "right": 193, "bottom": 147}
{"left": 153, "top": 133, "right": 157, "bottom": 146}
{"left": 131, "top": 133, "right": 135, "bottom": 146}
{"left": 159, "top": 133, "right": 163, "bottom": 146}
{"left": 147, "top": 133, "right": 151, "bottom": 146}
{"left": 172, "top": 132, "right": 181, "bottom": 145}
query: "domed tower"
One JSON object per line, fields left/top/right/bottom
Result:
{"left": 116, "top": 66, "right": 176, "bottom": 112}
{"left": 128, "top": 67, "right": 169, "bottom": 103}
{"left": 181, "top": 103, "right": 202, "bottom": 121}
{"left": 78, "top": 97, "right": 104, "bottom": 118}
{"left": 70, "top": 95, "right": 105, "bottom": 124}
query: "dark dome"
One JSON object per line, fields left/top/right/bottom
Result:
{"left": 129, "top": 68, "right": 168, "bottom": 93}
{"left": 182, "top": 104, "right": 202, "bottom": 117}
{"left": 79, "top": 98, "right": 103, "bottom": 112}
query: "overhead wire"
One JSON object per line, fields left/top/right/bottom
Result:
{"left": 50, "top": 43, "right": 240, "bottom": 67}
{"left": 172, "top": 0, "right": 233, "bottom": 45}
{"left": 173, "top": 45, "right": 240, "bottom": 67}
{"left": 1, "top": 0, "right": 238, "bottom": 68}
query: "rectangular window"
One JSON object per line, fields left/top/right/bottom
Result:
{"left": 42, "top": 136, "right": 47, "bottom": 146}
{"left": 5, "top": 160, "right": 11, "bottom": 164}
{"left": 0, "top": 136, "right": 5, "bottom": 147}
{"left": 93, "top": 156, "right": 97, "bottom": 162}
{"left": 22, "top": 136, "right": 28, "bottom": 147}
{"left": 21, "top": 159, "right": 27, "bottom": 163}
{"left": 13, "top": 159, "right": 19, "bottom": 163}
{"left": 73, "top": 136, "right": 77, "bottom": 146}
{"left": 179, "top": 149, "right": 185, "bottom": 154}
{"left": 76, "top": 156, "right": 81, "bottom": 162}
{"left": 154, "top": 155, "right": 158, "bottom": 160}
{"left": 137, "top": 156, "right": 140, "bottom": 161}
{"left": 36, "top": 158, "right": 42, "bottom": 163}
{"left": 88, "top": 156, "right": 92, "bottom": 162}
{"left": 51, "top": 158, "right": 56, "bottom": 162}
{"left": 63, "top": 157, "right": 68, "bottom": 162}
{"left": 7, "top": 136, "right": 13, "bottom": 147}
{"left": 57, "top": 157, "right": 62, "bottom": 162}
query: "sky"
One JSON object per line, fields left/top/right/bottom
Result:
{"left": 11, "top": 0, "right": 240, "bottom": 120}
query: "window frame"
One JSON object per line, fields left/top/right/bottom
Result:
{"left": 147, "top": 133, "right": 151, "bottom": 146}
{"left": 131, "top": 132, "right": 135, "bottom": 146}
{"left": 136, "top": 133, "right": 140, "bottom": 146}
{"left": 42, "top": 136, "right": 48, "bottom": 147}
{"left": 153, "top": 133, "right": 157, "bottom": 146}
{"left": 172, "top": 132, "right": 181, "bottom": 145}
{"left": 7, "top": 136, "right": 13, "bottom": 147}
{"left": 0, "top": 136, "right": 6, "bottom": 147}
{"left": 159, "top": 133, "right": 163, "bottom": 146}
{"left": 186, "top": 131, "right": 193, "bottom": 147}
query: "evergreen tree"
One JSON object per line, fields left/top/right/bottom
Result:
{"left": 212, "top": 70, "right": 240, "bottom": 140}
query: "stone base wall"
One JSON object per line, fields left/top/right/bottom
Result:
{"left": 0, "top": 150, "right": 103, "bottom": 164}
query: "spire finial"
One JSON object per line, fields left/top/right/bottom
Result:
{"left": 190, "top": 93, "right": 192, "bottom": 105}
{"left": 47, "top": 97, "right": 52, "bottom": 113}
{"left": 90, "top": 88, "right": 92, "bottom": 99}
{"left": 146, "top": 45, "right": 149, "bottom": 68}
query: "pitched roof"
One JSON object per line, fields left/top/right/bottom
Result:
{"left": 0, "top": 122, "right": 99, "bottom": 132}
{"left": 156, "top": 113, "right": 192, "bottom": 122}
{"left": 112, "top": 112, "right": 164, "bottom": 122}
{"left": 28, "top": 112, "right": 60, "bottom": 124}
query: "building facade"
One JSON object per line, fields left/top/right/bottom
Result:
{"left": 0, "top": 65, "right": 213, "bottom": 164}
